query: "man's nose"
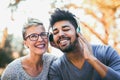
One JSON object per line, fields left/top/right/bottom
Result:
{"left": 58, "top": 30, "right": 65, "bottom": 36}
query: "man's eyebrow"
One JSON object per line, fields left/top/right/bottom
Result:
{"left": 53, "top": 25, "right": 70, "bottom": 31}
{"left": 53, "top": 27, "right": 57, "bottom": 31}
{"left": 62, "top": 25, "right": 69, "bottom": 28}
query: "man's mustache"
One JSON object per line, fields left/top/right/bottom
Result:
{"left": 57, "top": 36, "right": 70, "bottom": 44}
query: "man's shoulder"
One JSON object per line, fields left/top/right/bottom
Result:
{"left": 92, "top": 44, "right": 118, "bottom": 60}
{"left": 92, "top": 44, "right": 110, "bottom": 49}
{"left": 92, "top": 44, "right": 113, "bottom": 54}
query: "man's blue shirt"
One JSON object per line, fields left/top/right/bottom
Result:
{"left": 48, "top": 45, "right": 120, "bottom": 80}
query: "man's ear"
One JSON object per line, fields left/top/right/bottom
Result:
{"left": 76, "top": 32, "right": 82, "bottom": 38}
{"left": 76, "top": 27, "right": 80, "bottom": 33}
{"left": 77, "top": 32, "right": 82, "bottom": 36}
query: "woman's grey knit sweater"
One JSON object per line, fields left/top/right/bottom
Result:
{"left": 1, "top": 53, "right": 57, "bottom": 80}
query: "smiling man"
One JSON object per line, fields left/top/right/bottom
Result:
{"left": 48, "top": 8, "right": 120, "bottom": 80}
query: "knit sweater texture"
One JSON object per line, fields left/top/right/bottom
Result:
{"left": 1, "top": 53, "right": 57, "bottom": 80}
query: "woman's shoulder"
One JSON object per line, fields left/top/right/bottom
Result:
{"left": 42, "top": 53, "right": 58, "bottom": 63}
{"left": 43, "top": 53, "right": 57, "bottom": 60}
{"left": 3, "top": 57, "right": 24, "bottom": 73}
{"left": 1, "top": 57, "right": 23, "bottom": 79}
{"left": 7, "top": 57, "right": 22, "bottom": 68}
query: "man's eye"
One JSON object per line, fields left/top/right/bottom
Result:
{"left": 53, "top": 31, "right": 58, "bottom": 35}
{"left": 63, "top": 29, "right": 70, "bottom": 31}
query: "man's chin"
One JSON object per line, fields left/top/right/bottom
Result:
{"left": 59, "top": 47, "right": 66, "bottom": 52}
{"left": 59, "top": 45, "right": 67, "bottom": 50}
{"left": 60, "top": 47, "right": 71, "bottom": 53}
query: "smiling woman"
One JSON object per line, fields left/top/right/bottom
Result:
{"left": 1, "top": 18, "right": 57, "bottom": 80}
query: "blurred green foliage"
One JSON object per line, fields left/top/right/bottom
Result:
{"left": 0, "top": 34, "right": 14, "bottom": 68}
{"left": 0, "top": 49, "right": 13, "bottom": 68}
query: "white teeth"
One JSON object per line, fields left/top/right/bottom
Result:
{"left": 60, "top": 40, "right": 67, "bottom": 44}
{"left": 36, "top": 44, "right": 44, "bottom": 48}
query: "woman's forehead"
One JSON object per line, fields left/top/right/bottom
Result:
{"left": 26, "top": 25, "right": 45, "bottom": 34}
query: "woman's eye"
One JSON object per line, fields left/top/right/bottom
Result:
{"left": 30, "top": 34, "right": 37, "bottom": 38}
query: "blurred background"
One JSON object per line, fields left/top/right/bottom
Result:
{"left": 0, "top": 0, "right": 120, "bottom": 76}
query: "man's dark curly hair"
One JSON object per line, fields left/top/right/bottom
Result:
{"left": 49, "top": 8, "right": 79, "bottom": 30}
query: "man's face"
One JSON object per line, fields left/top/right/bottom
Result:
{"left": 52, "top": 20, "right": 77, "bottom": 52}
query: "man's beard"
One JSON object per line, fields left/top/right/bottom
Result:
{"left": 59, "top": 38, "right": 78, "bottom": 53}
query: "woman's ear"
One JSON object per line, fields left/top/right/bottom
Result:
{"left": 23, "top": 41, "right": 29, "bottom": 48}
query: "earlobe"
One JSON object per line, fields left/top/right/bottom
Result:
{"left": 23, "top": 41, "right": 29, "bottom": 48}
{"left": 76, "top": 32, "right": 81, "bottom": 37}
{"left": 76, "top": 27, "right": 81, "bottom": 37}
{"left": 23, "top": 41, "right": 26, "bottom": 46}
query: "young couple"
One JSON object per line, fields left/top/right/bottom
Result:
{"left": 1, "top": 8, "right": 120, "bottom": 80}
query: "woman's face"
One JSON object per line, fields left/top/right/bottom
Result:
{"left": 24, "top": 25, "right": 48, "bottom": 55}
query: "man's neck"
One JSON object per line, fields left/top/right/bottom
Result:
{"left": 66, "top": 51, "right": 85, "bottom": 70}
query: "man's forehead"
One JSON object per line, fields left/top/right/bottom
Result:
{"left": 53, "top": 24, "right": 73, "bottom": 30}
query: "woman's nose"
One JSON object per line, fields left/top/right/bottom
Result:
{"left": 37, "top": 36, "right": 43, "bottom": 41}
